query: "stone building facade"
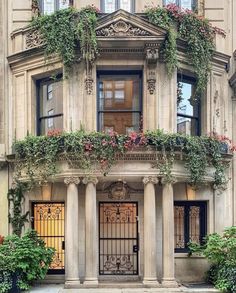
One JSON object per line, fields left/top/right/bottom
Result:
{"left": 0, "top": 0, "right": 236, "bottom": 288}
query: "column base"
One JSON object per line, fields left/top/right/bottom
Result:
{"left": 83, "top": 278, "right": 99, "bottom": 287}
{"left": 143, "top": 278, "right": 159, "bottom": 287}
{"left": 162, "top": 278, "right": 179, "bottom": 288}
{"left": 65, "top": 279, "right": 81, "bottom": 289}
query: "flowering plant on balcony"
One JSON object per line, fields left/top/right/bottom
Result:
{"left": 13, "top": 130, "right": 232, "bottom": 190}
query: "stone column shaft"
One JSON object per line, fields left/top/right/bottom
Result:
{"left": 83, "top": 177, "right": 98, "bottom": 286}
{"left": 143, "top": 176, "right": 159, "bottom": 286}
{"left": 64, "top": 177, "right": 80, "bottom": 288}
{"left": 162, "top": 182, "right": 178, "bottom": 287}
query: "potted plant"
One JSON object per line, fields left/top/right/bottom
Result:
{"left": 0, "top": 230, "right": 55, "bottom": 293}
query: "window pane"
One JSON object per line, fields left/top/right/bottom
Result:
{"left": 40, "top": 116, "right": 63, "bottom": 135}
{"left": 39, "top": 79, "right": 63, "bottom": 135}
{"left": 174, "top": 206, "right": 185, "bottom": 249}
{"left": 104, "top": 0, "right": 116, "bottom": 13}
{"left": 120, "top": 0, "right": 132, "bottom": 12}
{"left": 180, "top": 0, "right": 192, "bottom": 10}
{"left": 177, "top": 116, "right": 198, "bottom": 135}
{"left": 59, "top": 0, "right": 69, "bottom": 9}
{"left": 189, "top": 206, "right": 200, "bottom": 244}
{"left": 43, "top": 0, "right": 55, "bottom": 14}
{"left": 99, "top": 112, "right": 141, "bottom": 134}
{"left": 165, "top": 0, "right": 177, "bottom": 5}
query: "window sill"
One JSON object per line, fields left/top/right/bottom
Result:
{"left": 175, "top": 253, "right": 205, "bottom": 259}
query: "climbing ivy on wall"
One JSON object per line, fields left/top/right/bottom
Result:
{"left": 145, "top": 4, "right": 226, "bottom": 96}
{"left": 31, "top": 5, "right": 99, "bottom": 72}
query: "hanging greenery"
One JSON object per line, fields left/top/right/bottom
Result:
{"left": 13, "top": 130, "right": 232, "bottom": 190}
{"left": 145, "top": 4, "right": 226, "bottom": 96}
{"left": 30, "top": 5, "right": 99, "bottom": 72}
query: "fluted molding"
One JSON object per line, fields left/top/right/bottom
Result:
{"left": 64, "top": 176, "right": 80, "bottom": 185}
{"left": 143, "top": 176, "right": 158, "bottom": 185}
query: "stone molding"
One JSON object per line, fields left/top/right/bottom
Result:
{"left": 143, "top": 176, "right": 158, "bottom": 185}
{"left": 82, "top": 177, "right": 98, "bottom": 185}
{"left": 64, "top": 176, "right": 80, "bottom": 185}
{"left": 96, "top": 20, "right": 151, "bottom": 37}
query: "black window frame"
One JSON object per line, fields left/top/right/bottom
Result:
{"left": 97, "top": 70, "right": 143, "bottom": 134}
{"left": 36, "top": 74, "right": 63, "bottom": 136}
{"left": 177, "top": 74, "right": 201, "bottom": 136}
{"left": 101, "top": 0, "right": 135, "bottom": 13}
{"left": 163, "top": 0, "right": 197, "bottom": 11}
{"left": 174, "top": 201, "right": 207, "bottom": 253}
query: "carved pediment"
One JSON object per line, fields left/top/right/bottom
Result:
{"left": 96, "top": 20, "right": 151, "bottom": 37}
{"left": 96, "top": 9, "right": 167, "bottom": 39}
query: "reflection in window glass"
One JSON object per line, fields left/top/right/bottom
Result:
{"left": 180, "top": 0, "right": 192, "bottom": 10}
{"left": 104, "top": 0, "right": 116, "bottom": 13}
{"left": 39, "top": 79, "right": 63, "bottom": 135}
{"left": 98, "top": 74, "right": 142, "bottom": 134}
{"left": 59, "top": 0, "right": 69, "bottom": 9}
{"left": 164, "top": 0, "right": 194, "bottom": 10}
{"left": 165, "top": 0, "right": 176, "bottom": 4}
{"left": 120, "top": 0, "right": 132, "bottom": 12}
{"left": 43, "top": 0, "right": 55, "bottom": 14}
{"left": 177, "top": 79, "right": 199, "bottom": 136}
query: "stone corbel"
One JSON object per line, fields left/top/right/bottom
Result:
{"left": 145, "top": 44, "right": 159, "bottom": 95}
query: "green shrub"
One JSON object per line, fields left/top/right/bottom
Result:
{"left": 0, "top": 230, "right": 55, "bottom": 292}
{"left": 189, "top": 226, "right": 236, "bottom": 293}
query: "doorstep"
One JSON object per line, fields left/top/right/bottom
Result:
{"left": 28, "top": 283, "right": 220, "bottom": 293}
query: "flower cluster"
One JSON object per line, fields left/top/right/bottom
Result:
{"left": 47, "top": 129, "right": 63, "bottom": 137}
{"left": 209, "top": 132, "right": 236, "bottom": 152}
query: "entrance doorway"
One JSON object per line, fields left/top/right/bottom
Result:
{"left": 99, "top": 202, "right": 139, "bottom": 275}
{"left": 32, "top": 202, "right": 65, "bottom": 274}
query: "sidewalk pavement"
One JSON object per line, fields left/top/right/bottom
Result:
{"left": 28, "top": 284, "right": 220, "bottom": 293}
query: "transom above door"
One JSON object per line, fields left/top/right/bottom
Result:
{"left": 99, "top": 202, "right": 139, "bottom": 275}
{"left": 97, "top": 71, "right": 142, "bottom": 135}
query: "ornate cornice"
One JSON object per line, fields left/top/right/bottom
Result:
{"left": 64, "top": 176, "right": 80, "bottom": 185}
{"left": 143, "top": 176, "right": 158, "bottom": 185}
{"left": 82, "top": 177, "right": 98, "bottom": 185}
{"left": 96, "top": 20, "right": 151, "bottom": 37}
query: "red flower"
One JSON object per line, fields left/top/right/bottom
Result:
{"left": 47, "top": 129, "right": 62, "bottom": 137}
{"left": 0, "top": 235, "right": 4, "bottom": 245}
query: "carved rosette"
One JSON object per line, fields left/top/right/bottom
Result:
{"left": 108, "top": 181, "right": 130, "bottom": 200}
{"left": 25, "top": 29, "right": 45, "bottom": 49}
{"left": 85, "top": 77, "right": 93, "bottom": 95}
{"left": 147, "top": 79, "right": 156, "bottom": 95}
{"left": 82, "top": 177, "right": 98, "bottom": 185}
{"left": 64, "top": 177, "right": 80, "bottom": 185}
{"left": 96, "top": 20, "right": 151, "bottom": 37}
{"left": 143, "top": 176, "right": 158, "bottom": 185}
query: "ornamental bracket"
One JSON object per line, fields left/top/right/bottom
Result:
{"left": 145, "top": 43, "right": 159, "bottom": 95}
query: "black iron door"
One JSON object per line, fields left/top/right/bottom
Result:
{"left": 32, "top": 202, "right": 65, "bottom": 274}
{"left": 99, "top": 202, "right": 139, "bottom": 275}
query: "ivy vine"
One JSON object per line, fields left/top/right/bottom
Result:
{"left": 145, "top": 4, "right": 226, "bottom": 96}
{"left": 31, "top": 5, "right": 99, "bottom": 72}
{"left": 8, "top": 183, "right": 29, "bottom": 237}
{"left": 13, "top": 130, "right": 231, "bottom": 190}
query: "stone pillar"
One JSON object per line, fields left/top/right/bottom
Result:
{"left": 64, "top": 177, "right": 80, "bottom": 288}
{"left": 143, "top": 176, "right": 159, "bottom": 286}
{"left": 162, "top": 182, "right": 178, "bottom": 287}
{"left": 83, "top": 177, "right": 98, "bottom": 286}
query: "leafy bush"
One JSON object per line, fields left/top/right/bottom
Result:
{"left": 0, "top": 230, "right": 55, "bottom": 292}
{"left": 189, "top": 226, "right": 236, "bottom": 293}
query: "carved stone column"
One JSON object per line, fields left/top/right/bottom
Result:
{"left": 64, "top": 177, "right": 80, "bottom": 288}
{"left": 83, "top": 177, "right": 98, "bottom": 286}
{"left": 143, "top": 176, "right": 159, "bottom": 286}
{"left": 162, "top": 182, "right": 178, "bottom": 287}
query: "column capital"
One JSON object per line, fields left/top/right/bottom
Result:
{"left": 143, "top": 176, "right": 158, "bottom": 185}
{"left": 82, "top": 177, "right": 98, "bottom": 185}
{"left": 160, "top": 177, "right": 178, "bottom": 185}
{"left": 64, "top": 176, "right": 80, "bottom": 185}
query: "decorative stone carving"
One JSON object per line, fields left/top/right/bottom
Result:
{"left": 85, "top": 76, "right": 93, "bottom": 95}
{"left": 147, "top": 78, "right": 156, "bottom": 95}
{"left": 64, "top": 177, "right": 80, "bottom": 185}
{"left": 25, "top": 29, "right": 45, "bottom": 49}
{"left": 143, "top": 176, "right": 158, "bottom": 185}
{"left": 146, "top": 48, "right": 159, "bottom": 64}
{"left": 82, "top": 177, "right": 98, "bottom": 185}
{"left": 96, "top": 21, "right": 151, "bottom": 37}
{"left": 108, "top": 181, "right": 130, "bottom": 200}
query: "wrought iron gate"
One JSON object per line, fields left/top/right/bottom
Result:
{"left": 32, "top": 202, "right": 65, "bottom": 274}
{"left": 99, "top": 202, "right": 139, "bottom": 275}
